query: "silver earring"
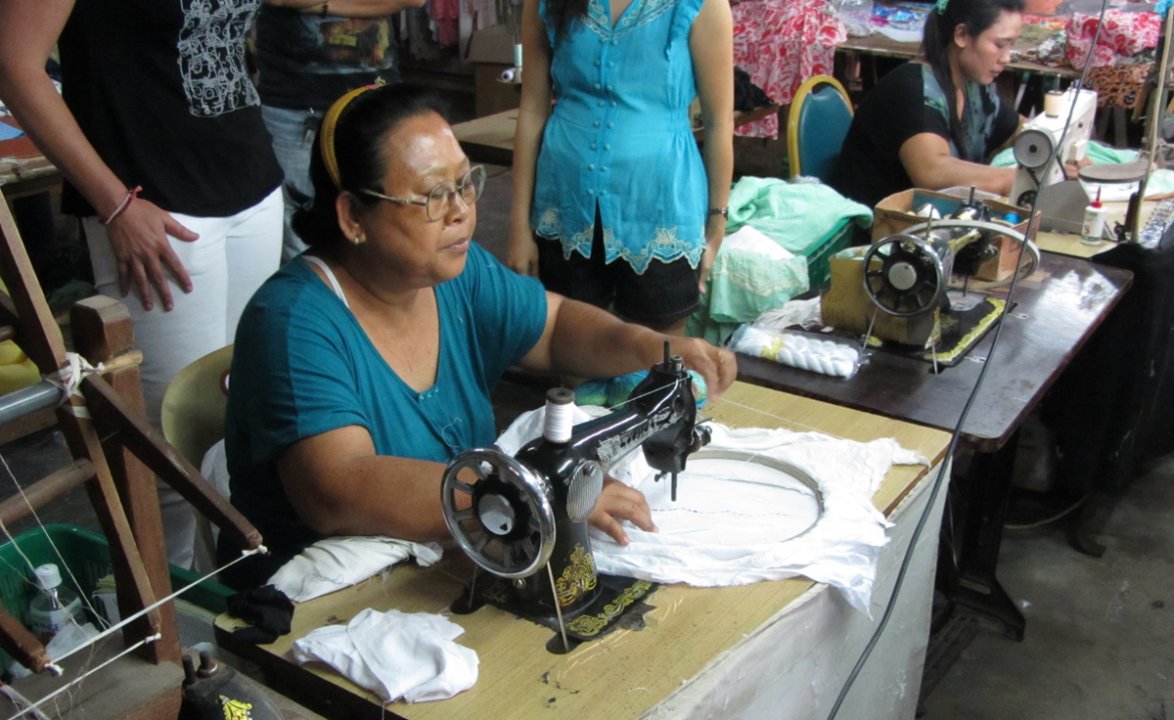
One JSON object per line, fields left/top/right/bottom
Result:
{"left": 352, "top": 233, "right": 365, "bottom": 245}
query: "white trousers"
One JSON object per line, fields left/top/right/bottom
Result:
{"left": 83, "top": 187, "right": 282, "bottom": 569}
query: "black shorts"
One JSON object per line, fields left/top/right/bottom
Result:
{"left": 536, "top": 220, "right": 700, "bottom": 328}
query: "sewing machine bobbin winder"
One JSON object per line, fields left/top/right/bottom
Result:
{"left": 440, "top": 344, "right": 711, "bottom": 652}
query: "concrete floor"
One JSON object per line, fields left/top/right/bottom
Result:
{"left": 1, "top": 124, "right": 1170, "bottom": 718}
{"left": 919, "top": 452, "right": 1174, "bottom": 720}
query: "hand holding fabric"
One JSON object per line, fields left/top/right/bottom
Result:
{"left": 588, "top": 476, "right": 656, "bottom": 545}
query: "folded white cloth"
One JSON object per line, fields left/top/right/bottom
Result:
{"left": 268, "top": 536, "right": 443, "bottom": 603}
{"left": 199, "top": 438, "right": 444, "bottom": 603}
{"left": 496, "top": 407, "right": 927, "bottom": 613}
{"left": 291, "top": 608, "right": 478, "bottom": 703}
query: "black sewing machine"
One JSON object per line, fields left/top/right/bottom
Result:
{"left": 823, "top": 212, "right": 1038, "bottom": 352}
{"left": 440, "top": 344, "right": 710, "bottom": 651}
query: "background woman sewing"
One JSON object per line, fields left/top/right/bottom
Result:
{"left": 217, "top": 83, "right": 737, "bottom": 589}
{"left": 829, "top": 0, "right": 1024, "bottom": 209}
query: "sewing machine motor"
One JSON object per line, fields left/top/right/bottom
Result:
{"left": 1010, "top": 87, "right": 1097, "bottom": 232}
{"left": 440, "top": 345, "right": 711, "bottom": 648}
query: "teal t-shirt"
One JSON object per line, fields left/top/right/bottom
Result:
{"left": 223, "top": 243, "right": 547, "bottom": 580}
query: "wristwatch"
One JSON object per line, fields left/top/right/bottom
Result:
{"left": 707, "top": 207, "right": 728, "bottom": 219}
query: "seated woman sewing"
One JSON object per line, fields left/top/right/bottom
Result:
{"left": 216, "top": 83, "right": 737, "bottom": 590}
{"left": 829, "top": 0, "right": 1023, "bottom": 209}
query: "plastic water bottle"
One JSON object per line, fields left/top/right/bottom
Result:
{"left": 28, "top": 563, "right": 84, "bottom": 642}
{"left": 832, "top": 0, "right": 874, "bottom": 37}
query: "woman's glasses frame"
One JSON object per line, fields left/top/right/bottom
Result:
{"left": 359, "top": 165, "right": 487, "bottom": 222}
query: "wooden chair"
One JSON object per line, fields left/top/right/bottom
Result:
{"left": 786, "top": 75, "right": 854, "bottom": 183}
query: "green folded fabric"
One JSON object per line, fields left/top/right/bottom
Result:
{"left": 726, "top": 177, "right": 872, "bottom": 255}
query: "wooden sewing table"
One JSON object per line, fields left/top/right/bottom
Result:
{"left": 737, "top": 251, "right": 1133, "bottom": 639}
{"left": 214, "top": 382, "right": 951, "bottom": 720}
{"left": 0, "top": 117, "right": 61, "bottom": 202}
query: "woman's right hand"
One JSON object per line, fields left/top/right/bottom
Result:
{"left": 507, "top": 223, "right": 540, "bottom": 277}
{"left": 107, "top": 198, "right": 199, "bottom": 312}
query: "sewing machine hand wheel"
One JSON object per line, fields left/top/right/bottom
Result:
{"left": 902, "top": 219, "right": 1039, "bottom": 287}
{"left": 1013, "top": 128, "right": 1054, "bottom": 171}
{"left": 862, "top": 234, "right": 946, "bottom": 317}
{"left": 441, "top": 448, "right": 556, "bottom": 579}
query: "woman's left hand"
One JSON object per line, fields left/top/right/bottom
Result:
{"left": 1063, "top": 157, "right": 1093, "bottom": 181}
{"left": 697, "top": 240, "right": 718, "bottom": 293}
{"left": 698, "top": 221, "right": 725, "bottom": 293}
{"left": 588, "top": 477, "right": 655, "bottom": 545}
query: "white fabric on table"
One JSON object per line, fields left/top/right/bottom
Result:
{"left": 290, "top": 608, "right": 478, "bottom": 703}
{"left": 497, "top": 406, "right": 927, "bottom": 613}
{"left": 202, "top": 439, "right": 444, "bottom": 602}
{"left": 268, "top": 536, "right": 443, "bottom": 603}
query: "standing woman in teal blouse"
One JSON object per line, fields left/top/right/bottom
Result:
{"left": 507, "top": 0, "right": 734, "bottom": 335}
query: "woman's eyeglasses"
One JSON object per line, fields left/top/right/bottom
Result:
{"left": 360, "top": 165, "right": 486, "bottom": 221}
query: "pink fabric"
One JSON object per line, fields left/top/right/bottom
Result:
{"left": 732, "top": 0, "right": 845, "bottom": 139}
{"left": 430, "top": 0, "right": 460, "bottom": 47}
{"left": 1065, "top": 9, "right": 1160, "bottom": 70}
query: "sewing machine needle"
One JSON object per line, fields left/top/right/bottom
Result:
{"left": 546, "top": 562, "right": 570, "bottom": 653}
{"left": 671, "top": 472, "right": 678, "bottom": 502}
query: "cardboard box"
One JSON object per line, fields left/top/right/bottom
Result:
{"left": 467, "top": 24, "right": 521, "bottom": 117}
{"left": 871, "top": 188, "right": 1034, "bottom": 281}
{"left": 820, "top": 247, "right": 939, "bottom": 348}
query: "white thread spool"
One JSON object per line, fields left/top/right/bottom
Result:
{"left": 1043, "top": 90, "right": 1063, "bottom": 118}
{"left": 499, "top": 68, "right": 518, "bottom": 83}
{"left": 542, "top": 387, "right": 575, "bottom": 443}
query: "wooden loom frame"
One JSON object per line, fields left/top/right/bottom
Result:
{"left": 0, "top": 187, "right": 262, "bottom": 719}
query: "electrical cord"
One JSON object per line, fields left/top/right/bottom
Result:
{"left": 1003, "top": 491, "right": 1091, "bottom": 530}
{"left": 824, "top": 4, "right": 1110, "bottom": 716}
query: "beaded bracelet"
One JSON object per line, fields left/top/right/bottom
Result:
{"left": 100, "top": 185, "right": 143, "bottom": 226}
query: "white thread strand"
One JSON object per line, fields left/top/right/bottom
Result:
{"left": 0, "top": 453, "right": 111, "bottom": 631}
{"left": 2, "top": 633, "right": 162, "bottom": 720}
{"left": 1, "top": 439, "right": 264, "bottom": 675}
{"left": 0, "top": 684, "right": 51, "bottom": 720}
{"left": 47, "top": 546, "right": 265, "bottom": 670}
{"left": 708, "top": 394, "right": 840, "bottom": 438}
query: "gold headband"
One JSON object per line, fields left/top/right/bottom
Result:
{"left": 320, "top": 84, "right": 377, "bottom": 190}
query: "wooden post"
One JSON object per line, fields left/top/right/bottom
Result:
{"left": 70, "top": 295, "right": 180, "bottom": 665}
